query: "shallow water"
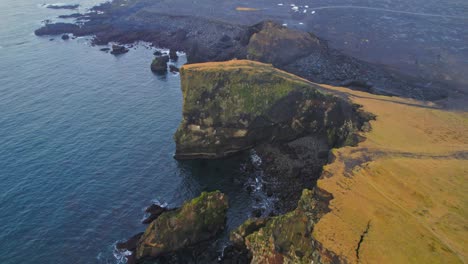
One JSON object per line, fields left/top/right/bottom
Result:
{"left": 0, "top": 1, "right": 261, "bottom": 263}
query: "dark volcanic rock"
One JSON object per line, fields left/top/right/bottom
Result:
{"left": 169, "top": 65, "right": 180, "bottom": 73}
{"left": 136, "top": 191, "right": 228, "bottom": 261}
{"left": 100, "top": 47, "right": 110, "bottom": 52}
{"left": 142, "top": 204, "right": 170, "bottom": 224}
{"left": 110, "top": 45, "right": 129, "bottom": 55}
{"left": 34, "top": 1, "right": 452, "bottom": 101}
{"left": 61, "top": 34, "right": 70, "bottom": 40}
{"left": 116, "top": 232, "right": 144, "bottom": 252}
{"left": 58, "top": 13, "right": 82, "bottom": 19}
{"left": 45, "top": 4, "right": 79, "bottom": 10}
{"left": 153, "top": 50, "right": 162, "bottom": 56}
{"left": 34, "top": 23, "right": 80, "bottom": 36}
{"left": 150, "top": 55, "right": 169, "bottom": 73}
{"left": 169, "top": 49, "right": 178, "bottom": 61}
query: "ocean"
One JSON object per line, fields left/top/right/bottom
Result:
{"left": 0, "top": 1, "right": 262, "bottom": 263}
{"left": 0, "top": 0, "right": 466, "bottom": 263}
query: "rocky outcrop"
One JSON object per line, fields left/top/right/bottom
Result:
{"left": 246, "top": 21, "right": 323, "bottom": 67}
{"left": 174, "top": 60, "right": 365, "bottom": 159}
{"left": 236, "top": 188, "right": 343, "bottom": 263}
{"left": 136, "top": 191, "right": 228, "bottom": 261}
{"left": 110, "top": 45, "right": 129, "bottom": 55}
{"left": 34, "top": 2, "right": 450, "bottom": 101}
{"left": 150, "top": 55, "right": 169, "bottom": 73}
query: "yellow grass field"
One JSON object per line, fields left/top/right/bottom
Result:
{"left": 315, "top": 85, "right": 468, "bottom": 263}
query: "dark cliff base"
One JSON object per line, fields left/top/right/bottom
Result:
{"left": 34, "top": 0, "right": 454, "bottom": 102}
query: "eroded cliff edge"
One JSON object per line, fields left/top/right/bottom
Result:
{"left": 174, "top": 60, "right": 468, "bottom": 263}
{"left": 174, "top": 60, "right": 369, "bottom": 160}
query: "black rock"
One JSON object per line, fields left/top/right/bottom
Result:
{"left": 58, "top": 13, "right": 82, "bottom": 19}
{"left": 100, "top": 47, "right": 110, "bottom": 52}
{"left": 151, "top": 55, "right": 169, "bottom": 74}
{"left": 45, "top": 4, "right": 79, "bottom": 10}
{"left": 116, "top": 232, "right": 144, "bottom": 252}
{"left": 153, "top": 50, "right": 162, "bottom": 56}
{"left": 110, "top": 45, "right": 129, "bottom": 55}
{"left": 142, "top": 203, "right": 169, "bottom": 224}
{"left": 61, "top": 34, "right": 70, "bottom": 40}
{"left": 169, "top": 65, "right": 179, "bottom": 73}
{"left": 169, "top": 49, "right": 178, "bottom": 61}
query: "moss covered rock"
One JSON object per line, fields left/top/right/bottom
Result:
{"left": 136, "top": 191, "right": 228, "bottom": 260}
{"left": 150, "top": 55, "right": 169, "bottom": 73}
{"left": 238, "top": 189, "right": 342, "bottom": 264}
{"left": 174, "top": 60, "right": 362, "bottom": 159}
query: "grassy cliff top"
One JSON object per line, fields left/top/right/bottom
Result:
{"left": 315, "top": 85, "right": 468, "bottom": 263}
{"left": 182, "top": 60, "right": 467, "bottom": 262}
{"left": 181, "top": 59, "right": 313, "bottom": 86}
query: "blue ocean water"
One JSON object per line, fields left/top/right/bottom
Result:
{"left": 0, "top": 1, "right": 258, "bottom": 263}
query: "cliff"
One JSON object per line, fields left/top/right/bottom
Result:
{"left": 174, "top": 60, "right": 467, "bottom": 263}
{"left": 174, "top": 60, "right": 365, "bottom": 159}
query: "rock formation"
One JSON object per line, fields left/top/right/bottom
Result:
{"left": 150, "top": 55, "right": 169, "bottom": 73}
{"left": 136, "top": 191, "right": 228, "bottom": 261}
{"left": 174, "top": 60, "right": 367, "bottom": 159}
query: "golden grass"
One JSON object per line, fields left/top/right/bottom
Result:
{"left": 314, "top": 85, "right": 468, "bottom": 263}
{"left": 183, "top": 60, "right": 468, "bottom": 263}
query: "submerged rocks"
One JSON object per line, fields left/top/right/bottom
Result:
{"left": 174, "top": 60, "right": 363, "bottom": 159}
{"left": 45, "top": 4, "right": 79, "bottom": 10}
{"left": 150, "top": 55, "right": 169, "bottom": 73}
{"left": 136, "top": 191, "right": 228, "bottom": 260}
{"left": 110, "top": 45, "right": 129, "bottom": 55}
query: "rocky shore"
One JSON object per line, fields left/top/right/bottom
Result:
{"left": 34, "top": 1, "right": 467, "bottom": 263}
{"left": 34, "top": 0, "right": 449, "bottom": 101}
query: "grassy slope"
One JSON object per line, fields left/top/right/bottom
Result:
{"left": 183, "top": 60, "right": 467, "bottom": 263}
{"left": 315, "top": 85, "right": 468, "bottom": 263}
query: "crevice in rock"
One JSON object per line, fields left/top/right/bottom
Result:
{"left": 355, "top": 220, "right": 371, "bottom": 261}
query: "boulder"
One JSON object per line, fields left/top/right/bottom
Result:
{"left": 169, "top": 49, "right": 178, "bottom": 61}
{"left": 150, "top": 55, "right": 169, "bottom": 73}
{"left": 136, "top": 191, "right": 228, "bottom": 260}
{"left": 61, "top": 34, "right": 70, "bottom": 40}
{"left": 169, "top": 65, "right": 180, "bottom": 73}
{"left": 110, "top": 45, "right": 129, "bottom": 55}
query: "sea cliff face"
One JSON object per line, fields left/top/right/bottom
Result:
{"left": 174, "top": 60, "right": 366, "bottom": 159}
{"left": 173, "top": 60, "right": 467, "bottom": 263}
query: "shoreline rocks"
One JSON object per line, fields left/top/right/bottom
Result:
{"left": 118, "top": 191, "right": 229, "bottom": 263}
{"left": 110, "top": 45, "right": 129, "bottom": 55}
{"left": 150, "top": 55, "right": 169, "bottom": 73}
{"left": 136, "top": 191, "right": 228, "bottom": 261}
{"left": 33, "top": 1, "right": 450, "bottom": 101}
{"left": 45, "top": 4, "right": 79, "bottom": 10}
